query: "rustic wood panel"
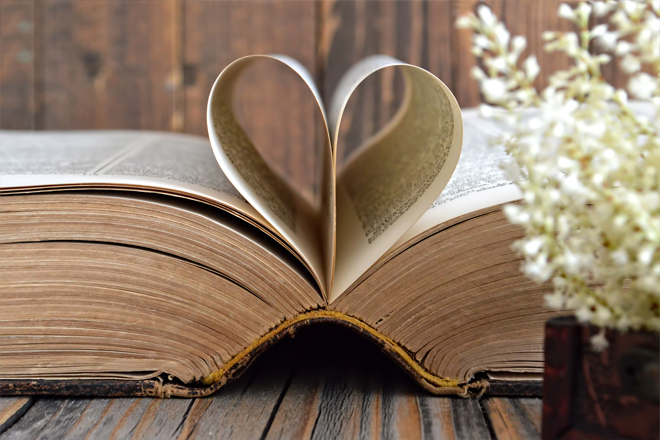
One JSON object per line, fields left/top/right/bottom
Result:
{"left": 33, "top": 0, "right": 180, "bottom": 131}
{"left": 1, "top": 1, "right": 634, "bottom": 143}
{"left": 319, "top": 0, "right": 421, "bottom": 161}
{"left": 0, "top": 1, "right": 36, "bottom": 129}
{"left": 0, "top": 399, "right": 65, "bottom": 440}
{"left": 0, "top": 395, "right": 542, "bottom": 440}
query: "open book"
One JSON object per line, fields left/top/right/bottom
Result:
{"left": 0, "top": 55, "right": 556, "bottom": 397}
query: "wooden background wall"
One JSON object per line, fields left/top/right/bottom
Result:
{"left": 0, "top": 0, "right": 632, "bottom": 183}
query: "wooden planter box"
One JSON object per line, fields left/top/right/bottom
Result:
{"left": 542, "top": 316, "right": 659, "bottom": 439}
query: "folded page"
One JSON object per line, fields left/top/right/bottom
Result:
{"left": 330, "top": 57, "right": 463, "bottom": 300}
{"left": 207, "top": 55, "right": 334, "bottom": 296}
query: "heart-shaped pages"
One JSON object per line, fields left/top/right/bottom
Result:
{"left": 208, "top": 55, "right": 462, "bottom": 302}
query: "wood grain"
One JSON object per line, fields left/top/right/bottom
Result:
{"left": 0, "top": 395, "right": 541, "bottom": 440}
{"left": 319, "top": 0, "right": 426, "bottom": 161}
{"left": 482, "top": 398, "right": 541, "bottom": 440}
{"left": 1, "top": 0, "right": 632, "bottom": 151}
{"left": 0, "top": 1, "right": 36, "bottom": 129}
{"left": 34, "top": 0, "right": 179, "bottom": 131}
{"left": 451, "top": 398, "right": 493, "bottom": 440}
{"left": 0, "top": 399, "right": 65, "bottom": 439}
{"left": 264, "top": 363, "right": 488, "bottom": 439}
{"left": 0, "top": 398, "right": 33, "bottom": 435}
{"left": 181, "top": 336, "right": 300, "bottom": 440}
{"left": 262, "top": 324, "right": 497, "bottom": 440}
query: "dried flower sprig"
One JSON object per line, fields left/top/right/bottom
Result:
{"left": 457, "top": 1, "right": 660, "bottom": 344}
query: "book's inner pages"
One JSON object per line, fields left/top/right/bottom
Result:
{"left": 0, "top": 192, "right": 321, "bottom": 382}
{"left": 331, "top": 60, "right": 463, "bottom": 300}
{"left": 0, "top": 131, "right": 276, "bottom": 240}
{"left": 329, "top": 110, "right": 556, "bottom": 381}
{"left": 396, "top": 108, "right": 522, "bottom": 249}
{"left": 400, "top": 101, "right": 655, "bottom": 249}
{"left": 331, "top": 207, "right": 557, "bottom": 382}
{"left": 208, "top": 56, "right": 334, "bottom": 296}
{"left": 208, "top": 55, "right": 465, "bottom": 299}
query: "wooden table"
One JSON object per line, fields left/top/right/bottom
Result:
{"left": 0, "top": 324, "right": 541, "bottom": 439}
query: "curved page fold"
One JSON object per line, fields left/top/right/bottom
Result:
{"left": 330, "top": 57, "right": 463, "bottom": 300}
{"left": 207, "top": 55, "right": 334, "bottom": 296}
{"left": 208, "top": 54, "right": 462, "bottom": 301}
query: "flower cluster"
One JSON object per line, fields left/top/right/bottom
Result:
{"left": 457, "top": 1, "right": 660, "bottom": 343}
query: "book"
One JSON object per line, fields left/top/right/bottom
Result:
{"left": 0, "top": 55, "right": 557, "bottom": 398}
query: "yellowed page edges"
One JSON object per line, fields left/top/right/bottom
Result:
{"left": 196, "top": 310, "right": 468, "bottom": 394}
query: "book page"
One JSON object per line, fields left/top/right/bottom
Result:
{"left": 0, "top": 130, "right": 268, "bottom": 232}
{"left": 397, "top": 108, "right": 522, "bottom": 245}
{"left": 208, "top": 55, "right": 334, "bottom": 296}
{"left": 330, "top": 57, "right": 462, "bottom": 301}
{"left": 395, "top": 100, "right": 657, "bottom": 247}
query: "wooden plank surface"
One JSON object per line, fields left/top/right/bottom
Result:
{"left": 482, "top": 398, "right": 542, "bottom": 440}
{"left": 0, "top": 398, "right": 32, "bottom": 435}
{"left": 0, "top": 324, "right": 542, "bottom": 440}
{"left": 32, "top": 0, "right": 180, "bottom": 131}
{"left": 0, "top": 1, "right": 36, "bottom": 129}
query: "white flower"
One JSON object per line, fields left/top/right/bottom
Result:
{"left": 455, "top": 0, "right": 660, "bottom": 336}
{"left": 592, "top": 24, "right": 608, "bottom": 37}
{"left": 628, "top": 73, "right": 658, "bottom": 99}
{"left": 576, "top": 306, "right": 594, "bottom": 322}
{"left": 471, "top": 66, "right": 487, "bottom": 81}
{"left": 473, "top": 34, "right": 491, "bottom": 50}
{"left": 524, "top": 254, "right": 553, "bottom": 282}
{"left": 504, "top": 204, "right": 530, "bottom": 224}
{"left": 481, "top": 77, "right": 507, "bottom": 101}
{"left": 621, "top": 54, "right": 641, "bottom": 73}
{"left": 455, "top": 15, "right": 473, "bottom": 29}
{"left": 595, "top": 305, "right": 613, "bottom": 322}
{"left": 500, "top": 159, "right": 521, "bottom": 180}
{"left": 593, "top": 1, "right": 616, "bottom": 17}
{"left": 543, "top": 31, "right": 557, "bottom": 41}
{"left": 479, "top": 103, "right": 496, "bottom": 118}
{"left": 595, "top": 31, "right": 619, "bottom": 50}
{"left": 576, "top": 3, "right": 593, "bottom": 21}
{"left": 512, "top": 36, "right": 527, "bottom": 54}
{"left": 545, "top": 292, "right": 566, "bottom": 309}
{"left": 558, "top": 3, "right": 575, "bottom": 20}
{"left": 488, "top": 56, "right": 509, "bottom": 73}
{"left": 524, "top": 56, "right": 541, "bottom": 81}
{"left": 477, "top": 5, "right": 497, "bottom": 27}
{"left": 591, "top": 331, "right": 609, "bottom": 351}
{"left": 615, "top": 40, "right": 633, "bottom": 55}
{"left": 495, "top": 24, "right": 511, "bottom": 47}
{"left": 611, "top": 249, "right": 629, "bottom": 265}
{"left": 638, "top": 246, "right": 655, "bottom": 265}
{"left": 523, "top": 237, "right": 545, "bottom": 256}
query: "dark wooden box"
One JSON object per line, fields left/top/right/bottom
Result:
{"left": 542, "top": 316, "right": 659, "bottom": 440}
